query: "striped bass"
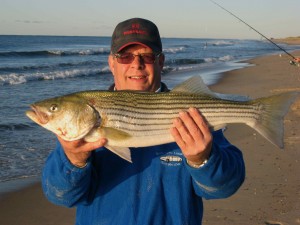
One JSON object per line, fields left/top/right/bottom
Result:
{"left": 26, "top": 76, "right": 298, "bottom": 162}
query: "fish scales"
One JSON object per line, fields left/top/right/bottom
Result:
{"left": 26, "top": 76, "right": 298, "bottom": 162}
{"left": 80, "top": 92, "right": 262, "bottom": 135}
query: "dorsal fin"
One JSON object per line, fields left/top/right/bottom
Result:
{"left": 171, "top": 76, "right": 217, "bottom": 97}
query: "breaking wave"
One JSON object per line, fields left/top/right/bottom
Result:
{"left": 0, "top": 67, "right": 111, "bottom": 85}
{"left": 0, "top": 48, "right": 110, "bottom": 58}
{"left": 0, "top": 60, "right": 102, "bottom": 73}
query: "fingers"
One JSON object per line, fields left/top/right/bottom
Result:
{"left": 78, "top": 138, "right": 107, "bottom": 153}
{"left": 170, "top": 108, "right": 212, "bottom": 162}
{"left": 188, "top": 108, "right": 211, "bottom": 140}
{"left": 57, "top": 136, "right": 107, "bottom": 167}
{"left": 57, "top": 136, "right": 107, "bottom": 153}
{"left": 171, "top": 108, "right": 210, "bottom": 142}
{"left": 170, "top": 119, "right": 188, "bottom": 150}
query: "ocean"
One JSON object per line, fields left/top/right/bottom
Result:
{"left": 0, "top": 35, "right": 299, "bottom": 189}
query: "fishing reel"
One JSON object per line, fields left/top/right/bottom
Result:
{"left": 289, "top": 57, "right": 300, "bottom": 67}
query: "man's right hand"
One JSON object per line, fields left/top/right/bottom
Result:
{"left": 57, "top": 136, "right": 107, "bottom": 168}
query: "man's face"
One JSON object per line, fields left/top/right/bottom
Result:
{"left": 108, "top": 45, "right": 164, "bottom": 92}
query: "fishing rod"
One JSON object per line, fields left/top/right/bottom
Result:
{"left": 209, "top": 0, "right": 299, "bottom": 66}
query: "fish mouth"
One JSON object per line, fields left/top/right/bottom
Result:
{"left": 26, "top": 105, "right": 49, "bottom": 125}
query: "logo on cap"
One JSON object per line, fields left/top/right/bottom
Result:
{"left": 123, "top": 23, "right": 148, "bottom": 36}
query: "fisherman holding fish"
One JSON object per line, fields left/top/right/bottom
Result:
{"left": 40, "top": 18, "right": 246, "bottom": 225}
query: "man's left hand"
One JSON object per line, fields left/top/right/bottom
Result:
{"left": 170, "top": 107, "right": 212, "bottom": 165}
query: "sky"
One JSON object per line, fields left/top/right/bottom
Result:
{"left": 0, "top": 0, "right": 299, "bottom": 39}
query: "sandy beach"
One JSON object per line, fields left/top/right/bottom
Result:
{"left": 205, "top": 50, "right": 300, "bottom": 225}
{"left": 272, "top": 37, "right": 300, "bottom": 46}
{"left": 1, "top": 50, "right": 300, "bottom": 225}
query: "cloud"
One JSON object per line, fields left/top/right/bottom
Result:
{"left": 15, "top": 20, "right": 47, "bottom": 24}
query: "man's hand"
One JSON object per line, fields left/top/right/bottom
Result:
{"left": 170, "top": 108, "right": 212, "bottom": 165}
{"left": 294, "top": 57, "right": 300, "bottom": 63}
{"left": 57, "top": 136, "right": 107, "bottom": 167}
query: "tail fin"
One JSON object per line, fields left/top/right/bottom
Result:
{"left": 251, "top": 92, "right": 298, "bottom": 148}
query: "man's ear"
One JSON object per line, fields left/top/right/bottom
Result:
{"left": 108, "top": 54, "right": 115, "bottom": 75}
{"left": 158, "top": 53, "right": 165, "bottom": 69}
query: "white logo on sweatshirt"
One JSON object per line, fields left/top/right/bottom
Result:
{"left": 159, "top": 152, "right": 183, "bottom": 166}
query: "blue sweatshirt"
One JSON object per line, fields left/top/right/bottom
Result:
{"left": 42, "top": 130, "right": 245, "bottom": 225}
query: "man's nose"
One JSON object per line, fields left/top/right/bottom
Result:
{"left": 131, "top": 55, "right": 145, "bottom": 69}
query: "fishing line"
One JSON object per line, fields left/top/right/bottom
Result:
{"left": 209, "top": 0, "right": 299, "bottom": 66}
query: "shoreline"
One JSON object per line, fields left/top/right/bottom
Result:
{"left": 1, "top": 50, "right": 299, "bottom": 224}
{"left": 0, "top": 176, "right": 40, "bottom": 199}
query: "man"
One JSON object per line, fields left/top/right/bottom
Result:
{"left": 42, "top": 18, "right": 245, "bottom": 225}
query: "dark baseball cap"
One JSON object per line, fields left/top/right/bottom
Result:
{"left": 111, "top": 18, "right": 162, "bottom": 54}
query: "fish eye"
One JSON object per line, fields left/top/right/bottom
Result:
{"left": 49, "top": 104, "right": 58, "bottom": 112}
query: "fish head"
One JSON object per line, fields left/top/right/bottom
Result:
{"left": 26, "top": 95, "right": 100, "bottom": 141}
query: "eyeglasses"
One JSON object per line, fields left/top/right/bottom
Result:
{"left": 113, "top": 52, "right": 162, "bottom": 64}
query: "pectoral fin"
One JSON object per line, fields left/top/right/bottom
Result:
{"left": 102, "top": 127, "right": 131, "bottom": 140}
{"left": 85, "top": 127, "right": 133, "bottom": 162}
{"left": 84, "top": 127, "right": 131, "bottom": 142}
{"left": 105, "top": 145, "right": 132, "bottom": 163}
